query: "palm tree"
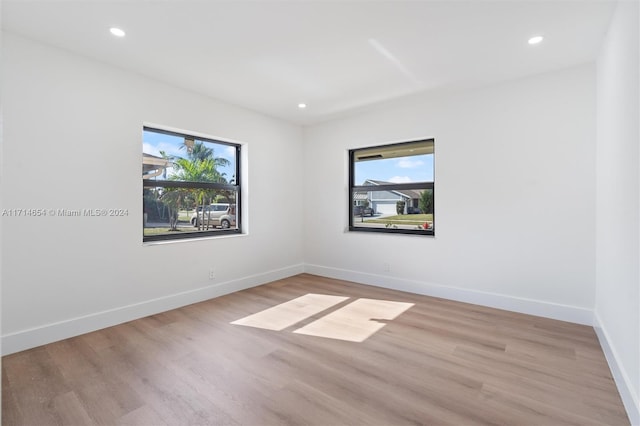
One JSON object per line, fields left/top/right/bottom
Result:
{"left": 180, "top": 141, "right": 231, "bottom": 176}
{"left": 172, "top": 157, "right": 231, "bottom": 186}
{"left": 159, "top": 188, "right": 189, "bottom": 231}
{"left": 160, "top": 140, "right": 232, "bottom": 231}
{"left": 170, "top": 157, "right": 230, "bottom": 230}
{"left": 158, "top": 150, "right": 175, "bottom": 180}
{"left": 180, "top": 140, "right": 214, "bottom": 162}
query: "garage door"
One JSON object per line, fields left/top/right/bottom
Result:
{"left": 373, "top": 202, "right": 397, "bottom": 215}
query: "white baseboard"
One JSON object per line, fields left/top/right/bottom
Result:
{"left": 304, "top": 264, "right": 593, "bottom": 325}
{"left": 1, "top": 263, "right": 305, "bottom": 356}
{"left": 5, "top": 262, "right": 634, "bottom": 423}
{"left": 306, "top": 264, "right": 640, "bottom": 423}
{"left": 2, "top": 262, "right": 594, "bottom": 355}
{"left": 594, "top": 313, "right": 640, "bottom": 426}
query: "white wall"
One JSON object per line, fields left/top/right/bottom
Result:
{"left": 304, "top": 64, "right": 596, "bottom": 323}
{"left": 595, "top": 1, "right": 640, "bottom": 423}
{"left": 1, "top": 33, "right": 305, "bottom": 354}
{"left": 1, "top": 17, "right": 636, "bottom": 423}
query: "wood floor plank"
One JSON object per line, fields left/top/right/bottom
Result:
{"left": 2, "top": 364, "right": 24, "bottom": 426}
{"left": 2, "top": 274, "right": 630, "bottom": 425}
{"left": 51, "top": 391, "right": 96, "bottom": 426}
{"left": 116, "top": 404, "right": 169, "bottom": 426}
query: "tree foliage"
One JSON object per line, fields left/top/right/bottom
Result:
{"left": 419, "top": 189, "right": 434, "bottom": 214}
{"left": 161, "top": 143, "right": 232, "bottom": 231}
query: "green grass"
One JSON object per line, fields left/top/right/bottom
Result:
{"left": 178, "top": 210, "right": 191, "bottom": 222}
{"left": 144, "top": 226, "right": 222, "bottom": 236}
{"left": 143, "top": 227, "right": 181, "bottom": 236}
{"left": 143, "top": 217, "right": 193, "bottom": 236}
{"left": 365, "top": 213, "right": 433, "bottom": 225}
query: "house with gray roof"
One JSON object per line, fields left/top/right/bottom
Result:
{"left": 356, "top": 179, "right": 423, "bottom": 215}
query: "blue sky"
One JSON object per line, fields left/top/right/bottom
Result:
{"left": 354, "top": 154, "right": 434, "bottom": 185}
{"left": 143, "top": 130, "right": 236, "bottom": 181}
{"left": 143, "top": 130, "right": 433, "bottom": 186}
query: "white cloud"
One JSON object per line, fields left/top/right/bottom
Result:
{"left": 221, "top": 145, "right": 236, "bottom": 160}
{"left": 397, "top": 159, "right": 424, "bottom": 169}
{"left": 142, "top": 141, "right": 183, "bottom": 158}
{"left": 142, "top": 141, "right": 182, "bottom": 178}
{"left": 388, "top": 176, "right": 412, "bottom": 183}
{"left": 142, "top": 142, "right": 159, "bottom": 157}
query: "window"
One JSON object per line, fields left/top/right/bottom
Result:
{"left": 143, "top": 127, "right": 241, "bottom": 242}
{"left": 349, "top": 139, "right": 434, "bottom": 235}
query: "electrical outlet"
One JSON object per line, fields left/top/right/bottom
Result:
{"left": 383, "top": 263, "right": 390, "bottom": 272}
{"left": 209, "top": 268, "right": 216, "bottom": 280}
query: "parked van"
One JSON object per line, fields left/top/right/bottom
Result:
{"left": 191, "top": 204, "right": 236, "bottom": 229}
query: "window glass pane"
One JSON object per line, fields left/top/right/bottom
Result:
{"left": 350, "top": 139, "right": 434, "bottom": 235}
{"left": 353, "top": 140, "right": 433, "bottom": 185}
{"left": 143, "top": 129, "right": 237, "bottom": 184}
{"left": 351, "top": 187, "right": 433, "bottom": 231}
{"left": 143, "top": 187, "right": 238, "bottom": 238}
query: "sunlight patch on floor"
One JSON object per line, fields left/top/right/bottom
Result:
{"left": 230, "top": 293, "right": 348, "bottom": 331}
{"left": 294, "top": 298, "right": 414, "bottom": 342}
{"left": 231, "top": 294, "right": 414, "bottom": 342}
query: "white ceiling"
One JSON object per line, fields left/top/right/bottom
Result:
{"left": 2, "top": 0, "right": 616, "bottom": 125}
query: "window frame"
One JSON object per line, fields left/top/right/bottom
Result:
{"left": 143, "top": 126, "right": 242, "bottom": 242}
{"left": 348, "top": 139, "right": 435, "bottom": 236}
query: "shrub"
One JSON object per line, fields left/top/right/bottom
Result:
{"left": 419, "top": 189, "right": 433, "bottom": 214}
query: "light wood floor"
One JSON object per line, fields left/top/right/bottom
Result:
{"left": 2, "top": 274, "right": 630, "bottom": 425}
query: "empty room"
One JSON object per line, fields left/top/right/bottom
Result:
{"left": 1, "top": 1, "right": 638, "bottom": 425}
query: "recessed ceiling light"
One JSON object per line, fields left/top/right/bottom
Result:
{"left": 298, "top": 103, "right": 307, "bottom": 109}
{"left": 110, "top": 27, "right": 126, "bottom": 37}
{"left": 528, "top": 35, "right": 544, "bottom": 45}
